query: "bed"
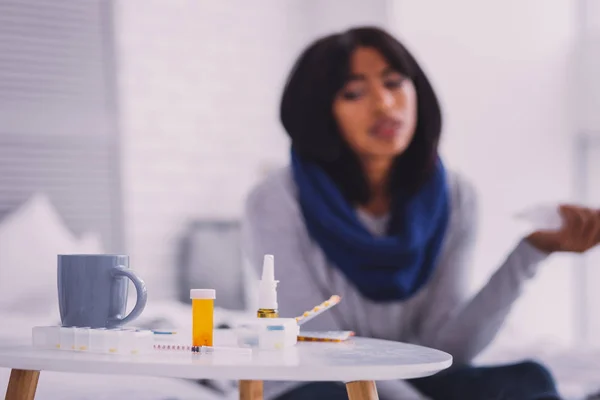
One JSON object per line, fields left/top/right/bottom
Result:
{"left": 0, "top": 194, "right": 246, "bottom": 400}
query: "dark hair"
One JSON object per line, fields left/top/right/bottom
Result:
{"left": 280, "top": 26, "right": 442, "bottom": 204}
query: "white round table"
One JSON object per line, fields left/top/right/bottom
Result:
{"left": 0, "top": 336, "right": 452, "bottom": 400}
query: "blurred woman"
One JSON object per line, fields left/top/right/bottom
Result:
{"left": 242, "top": 26, "right": 600, "bottom": 400}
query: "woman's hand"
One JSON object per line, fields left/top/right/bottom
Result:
{"left": 526, "top": 205, "right": 600, "bottom": 254}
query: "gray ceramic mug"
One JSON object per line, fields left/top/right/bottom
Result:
{"left": 57, "top": 255, "right": 147, "bottom": 329}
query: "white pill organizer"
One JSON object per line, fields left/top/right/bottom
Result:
{"left": 236, "top": 318, "right": 299, "bottom": 350}
{"left": 32, "top": 326, "right": 154, "bottom": 355}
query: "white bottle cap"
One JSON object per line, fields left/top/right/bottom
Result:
{"left": 190, "top": 289, "right": 216, "bottom": 299}
{"left": 258, "top": 255, "right": 278, "bottom": 310}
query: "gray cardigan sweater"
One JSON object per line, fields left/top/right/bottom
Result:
{"left": 241, "top": 166, "right": 548, "bottom": 399}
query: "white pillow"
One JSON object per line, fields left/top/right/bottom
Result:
{"left": 0, "top": 193, "right": 103, "bottom": 316}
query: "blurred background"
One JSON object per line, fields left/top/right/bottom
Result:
{"left": 1, "top": 0, "right": 600, "bottom": 398}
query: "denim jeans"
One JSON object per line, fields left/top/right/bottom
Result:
{"left": 274, "top": 360, "right": 561, "bottom": 400}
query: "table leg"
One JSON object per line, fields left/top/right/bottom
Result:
{"left": 345, "top": 380, "right": 378, "bottom": 400}
{"left": 239, "top": 380, "right": 263, "bottom": 400}
{"left": 5, "top": 369, "right": 40, "bottom": 400}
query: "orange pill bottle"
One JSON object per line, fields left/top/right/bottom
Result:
{"left": 190, "top": 289, "right": 215, "bottom": 347}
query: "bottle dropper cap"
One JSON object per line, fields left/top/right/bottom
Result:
{"left": 258, "top": 254, "right": 278, "bottom": 310}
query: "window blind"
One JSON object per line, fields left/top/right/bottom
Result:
{"left": 0, "top": 0, "right": 122, "bottom": 251}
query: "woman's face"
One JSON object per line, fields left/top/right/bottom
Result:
{"left": 333, "top": 47, "right": 417, "bottom": 161}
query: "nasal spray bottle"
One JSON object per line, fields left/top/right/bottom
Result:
{"left": 257, "top": 254, "right": 279, "bottom": 318}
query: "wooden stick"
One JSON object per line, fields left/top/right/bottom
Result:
{"left": 346, "top": 380, "right": 379, "bottom": 400}
{"left": 5, "top": 369, "right": 40, "bottom": 400}
{"left": 239, "top": 380, "right": 263, "bottom": 400}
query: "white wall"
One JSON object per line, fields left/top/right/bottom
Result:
{"left": 579, "top": 0, "right": 600, "bottom": 135}
{"left": 391, "top": 0, "right": 578, "bottom": 345}
{"left": 579, "top": 39, "right": 600, "bottom": 134}
{"left": 579, "top": 0, "right": 600, "bottom": 346}
{"left": 114, "top": 0, "right": 306, "bottom": 299}
{"left": 583, "top": 0, "right": 600, "bottom": 33}
{"left": 300, "top": 0, "right": 391, "bottom": 42}
{"left": 584, "top": 140, "right": 600, "bottom": 346}
{"left": 113, "top": 0, "right": 394, "bottom": 301}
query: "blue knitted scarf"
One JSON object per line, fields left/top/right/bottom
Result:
{"left": 291, "top": 150, "right": 450, "bottom": 302}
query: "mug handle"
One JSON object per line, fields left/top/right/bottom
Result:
{"left": 109, "top": 265, "right": 148, "bottom": 326}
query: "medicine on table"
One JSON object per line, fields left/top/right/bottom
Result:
{"left": 236, "top": 318, "right": 299, "bottom": 350}
{"left": 32, "top": 326, "right": 153, "bottom": 355}
{"left": 191, "top": 289, "right": 215, "bottom": 347}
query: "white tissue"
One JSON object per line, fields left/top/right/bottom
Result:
{"left": 514, "top": 203, "right": 564, "bottom": 231}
